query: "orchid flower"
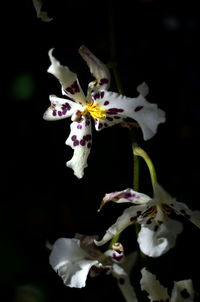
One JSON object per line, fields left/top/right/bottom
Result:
{"left": 140, "top": 267, "right": 195, "bottom": 302}
{"left": 49, "top": 234, "right": 138, "bottom": 302}
{"left": 95, "top": 183, "right": 200, "bottom": 257}
{"left": 43, "top": 45, "right": 166, "bottom": 178}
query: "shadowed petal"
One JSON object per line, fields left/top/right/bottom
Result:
{"left": 137, "top": 219, "right": 183, "bottom": 257}
{"left": 32, "top": 0, "right": 53, "bottom": 22}
{"left": 171, "top": 280, "right": 195, "bottom": 302}
{"left": 65, "top": 117, "right": 92, "bottom": 178}
{"left": 48, "top": 49, "right": 86, "bottom": 105}
{"left": 49, "top": 238, "right": 98, "bottom": 288}
{"left": 95, "top": 205, "right": 146, "bottom": 246}
{"left": 112, "top": 264, "right": 138, "bottom": 302}
{"left": 168, "top": 200, "right": 200, "bottom": 229}
{"left": 43, "top": 95, "right": 81, "bottom": 121}
{"left": 140, "top": 268, "right": 169, "bottom": 302}
{"left": 79, "top": 45, "right": 110, "bottom": 91}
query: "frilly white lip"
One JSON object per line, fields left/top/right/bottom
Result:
{"left": 44, "top": 46, "right": 166, "bottom": 178}
{"left": 49, "top": 236, "right": 138, "bottom": 302}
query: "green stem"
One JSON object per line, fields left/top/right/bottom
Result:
{"left": 133, "top": 151, "right": 140, "bottom": 191}
{"left": 133, "top": 145, "right": 157, "bottom": 193}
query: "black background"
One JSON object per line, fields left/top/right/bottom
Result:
{"left": 1, "top": 0, "right": 200, "bottom": 301}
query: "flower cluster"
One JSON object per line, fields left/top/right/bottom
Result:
{"left": 44, "top": 46, "right": 199, "bottom": 301}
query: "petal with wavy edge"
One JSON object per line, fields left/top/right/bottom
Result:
{"left": 92, "top": 90, "right": 166, "bottom": 140}
{"left": 137, "top": 219, "right": 183, "bottom": 257}
{"left": 112, "top": 264, "right": 138, "bottom": 302}
{"left": 43, "top": 95, "right": 81, "bottom": 121}
{"left": 94, "top": 205, "right": 146, "bottom": 246}
{"left": 168, "top": 199, "right": 200, "bottom": 229}
{"left": 79, "top": 45, "right": 110, "bottom": 91}
{"left": 140, "top": 268, "right": 169, "bottom": 302}
{"left": 171, "top": 280, "right": 195, "bottom": 302}
{"left": 48, "top": 49, "right": 86, "bottom": 105}
{"left": 49, "top": 238, "right": 98, "bottom": 288}
{"left": 65, "top": 117, "right": 92, "bottom": 178}
{"left": 32, "top": 0, "right": 53, "bottom": 22}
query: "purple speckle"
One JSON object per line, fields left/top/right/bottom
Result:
{"left": 85, "top": 120, "right": 90, "bottom": 126}
{"left": 99, "top": 78, "right": 109, "bottom": 86}
{"left": 80, "top": 139, "right": 86, "bottom": 146}
{"left": 118, "top": 278, "right": 125, "bottom": 285}
{"left": 73, "top": 140, "right": 79, "bottom": 146}
{"left": 106, "top": 117, "right": 113, "bottom": 121}
{"left": 134, "top": 106, "right": 143, "bottom": 112}
{"left": 77, "top": 124, "right": 82, "bottom": 129}
{"left": 107, "top": 108, "right": 124, "bottom": 115}
{"left": 114, "top": 115, "right": 121, "bottom": 119}
{"left": 93, "top": 92, "right": 100, "bottom": 100}
{"left": 100, "top": 91, "right": 105, "bottom": 98}
{"left": 52, "top": 110, "right": 57, "bottom": 116}
{"left": 87, "top": 142, "right": 92, "bottom": 148}
{"left": 180, "top": 289, "right": 190, "bottom": 298}
{"left": 104, "top": 123, "right": 108, "bottom": 127}
{"left": 71, "top": 135, "right": 77, "bottom": 141}
{"left": 98, "top": 123, "right": 103, "bottom": 129}
{"left": 58, "top": 111, "right": 62, "bottom": 116}
{"left": 65, "top": 80, "right": 80, "bottom": 95}
{"left": 104, "top": 100, "right": 109, "bottom": 106}
{"left": 112, "top": 252, "right": 123, "bottom": 262}
{"left": 124, "top": 192, "right": 136, "bottom": 199}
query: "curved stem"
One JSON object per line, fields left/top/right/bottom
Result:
{"left": 133, "top": 145, "right": 157, "bottom": 193}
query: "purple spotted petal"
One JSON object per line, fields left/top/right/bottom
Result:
{"left": 112, "top": 264, "right": 138, "bottom": 302}
{"left": 43, "top": 95, "right": 81, "bottom": 121}
{"left": 48, "top": 49, "right": 86, "bottom": 105}
{"left": 154, "top": 182, "right": 200, "bottom": 229}
{"left": 65, "top": 116, "right": 92, "bottom": 178}
{"left": 99, "top": 189, "right": 150, "bottom": 211}
{"left": 79, "top": 45, "right": 110, "bottom": 91}
{"left": 168, "top": 200, "right": 200, "bottom": 229}
{"left": 171, "top": 280, "right": 195, "bottom": 302}
{"left": 93, "top": 90, "right": 166, "bottom": 140}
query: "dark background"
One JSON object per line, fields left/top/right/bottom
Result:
{"left": 1, "top": 0, "right": 200, "bottom": 301}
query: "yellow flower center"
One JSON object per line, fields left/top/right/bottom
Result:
{"left": 86, "top": 102, "right": 106, "bottom": 120}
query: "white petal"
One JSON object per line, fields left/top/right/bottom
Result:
{"left": 48, "top": 49, "right": 86, "bottom": 105}
{"left": 65, "top": 117, "right": 92, "bottom": 178}
{"left": 49, "top": 238, "right": 98, "bottom": 288}
{"left": 32, "top": 0, "right": 53, "bottom": 22}
{"left": 171, "top": 280, "right": 195, "bottom": 302}
{"left": 94, "top": 205, "right": 146, "bottom": 246}
{"left": 112, "top": 264, "right": 138, "bottom": 302}
{"left": 93, "top": 90, "right": 166, "bottom": 140}
{"left": 104, "top": 189, "right": 150, "bottom": 205}
{"left": 79, "top": 45, "right": 110, "bottom": 91}
{"left": 43, "top": 95, "right": 81, "bottom": 121}
{"left": 169, "top": 199, "right": 200, "bottom": 229}
{"left": 140, "top": 267, "right": 169, "bottom": 302}
{"left": 138, "top": 219, "right": 183, "bottom": 257}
